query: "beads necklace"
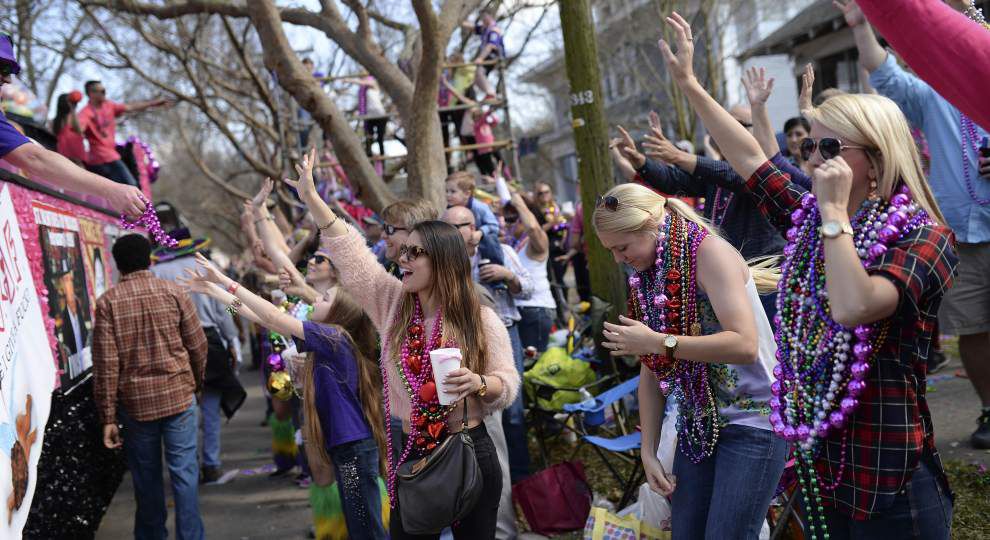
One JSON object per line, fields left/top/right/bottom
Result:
{"left": 959, "top": 114, "right": 990, "bottom": 206}
{"left": 119, "top": 194, "right": 178, "bottom": 248}
{"left": 627, "top": 211, "right": 718, "bottom": 464}
{"left": 772, "top": 186, "right": 932, "bottom": 539}
{"left": 710, "top": 187, "right": 733, "bottom": 228}
{"left": 381, "top": 295, "right": 451, "bottom": 506}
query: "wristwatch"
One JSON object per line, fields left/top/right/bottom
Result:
{"left": 663, "top": 334, "right": 679, "bottom": 360}
{"left": 476, "top": 375, "right": 488, "bottom": 397}
{"left": 821, "top": 220, "right": 854, "bottom": 239}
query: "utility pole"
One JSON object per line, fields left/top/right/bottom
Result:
{"left": 559, "top": 0, "right": 627, "bottom": 329}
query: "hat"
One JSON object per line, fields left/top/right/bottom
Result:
{"left": 0, "top": 35, "right": 21, "bottom": 76}
{"left": 151, "top": 227, "right": 211, "bottom": 263}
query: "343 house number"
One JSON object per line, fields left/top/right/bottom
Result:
{"left": 570, "top": 90, "right": 594, "bottom": 106}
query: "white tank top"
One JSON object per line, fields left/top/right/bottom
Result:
{"left": 515, "top": 239, "right": 557, "bottom": 310}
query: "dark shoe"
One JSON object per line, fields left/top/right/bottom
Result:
{"left": 201, "top": 466, "right": 222, "bottom": 484}
{"left": 268, "top": 466, "right": 294, "bottom": 478}
{"left": 927, "top": 350, "right": 950, "bottom": 374}
{"left": 972, "top": 411, "right": 990, "bottom": 450}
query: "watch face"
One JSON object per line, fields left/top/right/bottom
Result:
{"left": 822, "top": 222, "right": 840, "bottom": 237}
{"left": 664, "top": 335, "right": 678, "bottom": 348}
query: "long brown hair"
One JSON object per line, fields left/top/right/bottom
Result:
{"left": 386, "top": 220, "right": 488, "bottom": 375}
{"left": 303, "top": 290, "right": 387, "bottom": 474}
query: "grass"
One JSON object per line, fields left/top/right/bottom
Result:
{"left": 520, "top": 428, "right": 990, "bottom": 538}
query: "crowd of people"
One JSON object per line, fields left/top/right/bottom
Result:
{"left": 3, "top": 0, "right": 989, "bottom": 538}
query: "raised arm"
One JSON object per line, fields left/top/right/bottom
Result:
{"left": 284, "top": 148, "right": 403, "bottom": 331}
{"left": 610, "top": 138, "right": 638, "bottom": 181}
{"left": 798, "top": 63, "right": 815, "bottom": 118}
{"left": 854, "top": 0, "right": 990, "bottom": 129}
{"left": 741, "top": 67, "right": 782, "bottom": 159}
{"left": 659, "top": 13, "right": 767, "bottom": 180}
{"left": 186, "top": 254, "right": 305, "bottom": 340}
{"left": 179, "top": 274, "right": 262, "bottom": 327}
{"left": 836, "top": 1, "right": 887, "bottom": 72}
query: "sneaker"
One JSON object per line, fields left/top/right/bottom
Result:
{"left": 927, "top": 350, "right": 951, "bottom": 374}
{"left": 268, "top": 466, "right": 294, "bottom": 478}
{"left": 972, "top": 411, "right": 990, "bottom": 450}
{"left": 201, "top": 466, "right": 222, "bottom": 485}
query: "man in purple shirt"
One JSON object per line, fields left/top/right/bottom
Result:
{"left": 0, "top": 34, "right": 145, "bottom": 217}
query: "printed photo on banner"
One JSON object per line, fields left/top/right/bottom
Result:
{"left": 0, "top": 186, "right": 56, "bottom": 534}
{"left": 103, "top": 223, "right": 123, "bottom": 286}
{"left": 32, "top": 202, "right": 92, "bottom": 391}
{"left": 79, "top": 219, "right": 111, "bottom": 301}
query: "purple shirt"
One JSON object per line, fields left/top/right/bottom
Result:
{"left": 0, "top": 110, "right": 30, "bottom": 159}
{"left": 293, "top": 321, "right": 370, "bottom": 448}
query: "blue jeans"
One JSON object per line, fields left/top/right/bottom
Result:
{"left": 813, "top": 459, "right": 953, "bottom": 540}
{"left": 200, "top": 390, "right": 221, "bottom": 468}
{"left": 327, "top": 437, "right": 388, "bottom": 540}
{"left": 501, "top": 323, "right": 530, "bottom": 482}
{"left": 518, "top": 306, "right": 554, "bottom": 352}
{"left": 89, "top": 159, "right": 139, "bottom": 187}
{"left": 671, "top": 424, "right": 787, "bottom": 540}
{"left": 120, "top": 401, "right": 204, "bottom": 540}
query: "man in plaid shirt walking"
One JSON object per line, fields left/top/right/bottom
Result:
{"left": 93, "top": 234, "right": 208, "bottom": 540}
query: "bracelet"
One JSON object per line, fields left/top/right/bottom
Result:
{"left": 318, "top": 215, "right": 338, "bottom": 233}
{"left": 226, "top": 298, "right": 243, "bottom": 316}
{"left": 226, "top": 282, "right": 239, "bottom": 295}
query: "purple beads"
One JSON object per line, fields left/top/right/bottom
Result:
{"left": 854, "top": 325, "right": 873, "bottom": 341}
{"left": 628, "top": 275, "right": 641, "bottom": 289}
{"left": 840, "top": 397, "right": 857, "bottom": 414}
{"left": 786, "top": 227, "right": 799, "bottom": 242}
{"left": 878, "top": 224, "right": 901, "bottom": 244}
{"left": 267, "top": 353, "right": 285, "bottom": 371}
{"left": 890, "top": 193, "right": 910, "bottom": 207}
{"left": 800, "top": 192, "right": 817, "bottom": 209}
{"left": 853, "top": 342, "right": 873, "bottom": 361}
{"left": 867, "top": 243, "right": 888, "bottom": 260}
{"left": 790, "top": 208, "right": 806, "bottom": 225}
{"left": 887, "top": 210, "right": 908, "bottom": 228}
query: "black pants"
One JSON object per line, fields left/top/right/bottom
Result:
{"left": 474, "top": 150, "right": 502, "bottom": 176}
{"left": 364, "top": 118, "right": 387, "bottom": 156}
{"left": 391, "top": 423, "right": 502, "bottom": 539}
{"left": 571, "top": 251, "right": 591, "bottom": 302}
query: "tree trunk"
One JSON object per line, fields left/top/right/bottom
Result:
{"left": 245, "top": 0, "right": 396, "bottom": 213}
{"left": 558, "top": 0, "right": 627, "bottom": 325}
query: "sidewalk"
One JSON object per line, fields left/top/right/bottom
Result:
{"left": 95, "top": 371, "right": 314, "bottom": 539}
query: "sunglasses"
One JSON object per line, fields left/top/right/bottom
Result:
{"left": 309, "top": 255, "right": 329, "bottom": 265}
{"left": 0, "top": 63, "right": 14, "bottom": 77}
{"left": 596, "top": 195, "right": 619, "bottom": 211}
{"left": 504, "top": 214, "right": 519, "bottom": 224}
{"left": 451, "top": 221, "right": 474, "bottom": 230}
{"left": 537, "top": 190, "right": 551, "bottom": 195}
{"left": 398, "top": 244, "right": 428, "bottom": 261}
{"left": 800, "top": 137, "right": 867, "bottom": 162}
{"left": 384, "top": 223, "right": 407, "bottom": 236}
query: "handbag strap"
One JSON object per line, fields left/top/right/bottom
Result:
{"left": 460, "top": 395, "right": 468, "bottom": 430}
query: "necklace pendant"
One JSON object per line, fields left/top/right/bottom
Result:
{"left": 690, "top": 322, "right": 702, "bottom": 336}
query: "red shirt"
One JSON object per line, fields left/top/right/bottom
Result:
{"left": 79, "top": 100, "right": 127, "bottom": 165}
{"left": 473, "top": 111, "right": 498, "bottom": 154}
{"left": 57, "top": 123, "right": 87, "bottom": 163}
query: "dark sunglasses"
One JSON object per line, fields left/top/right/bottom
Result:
{"left": 398, "top": 244, "right": 428, "bottom": 261}
{"left": 504, "top": 214, "right": 519, "bottom": 224}
{"left": 451, "top": 221, "right": 474, "bottom": 230}
{"left": 0, "top": 63, "right": 15, "bottom": 77}
{"left": 537, "top": 190, "right": 551, "bottom": 195}
{"left": 309, "top": 255, "right": 329, "bottom": 265}
{"left": 596, "top": 195, "right": 619, "bottom": 211}
{"left": 800, "top": 137, "right": 867, "bottom": 162}
{"left": 384, "top": 223, "right": 407, "bottom": 236}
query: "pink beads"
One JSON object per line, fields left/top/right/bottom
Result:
{"left": 119, "top": 194, "right": 178, "bottom": 248}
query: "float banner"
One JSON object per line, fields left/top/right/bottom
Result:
{"left": 33, "top": 202, "right": 93, "bottom": 391}
{"left": 0, "top": 185, "right": 56, "bottom": 534}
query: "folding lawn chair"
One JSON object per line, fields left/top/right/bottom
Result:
{"left": 562, "top": 376, "right": 644, "bottom": 508}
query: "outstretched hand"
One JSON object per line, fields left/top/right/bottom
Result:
{"left": 798, "top": 63, "right": 815, "bottom": 115}
{"left": 193, "top": 253, "right": 231, "bottom": 287}
{"left": 834, "top": 0, "right": 865, "bottom": 28}
{"left": 616, "top": 125, "right": 646, "bottom": 169}
{"left": 658, "top": 12, "right": 696, "bottom": 84}
{"left": 177, "top": 268, "right": 216, "bottom": 296}
{"left": 742, "top": 67, "right": 775, "bottom": 106}
{"left": 106, "top": 184, "right": 147, "bottom": 219}
{"left": 251, "top": 178, "right": 274, "bottom": 209}
{"left": 284, "top": 147, "right": 319, "bottom": 198}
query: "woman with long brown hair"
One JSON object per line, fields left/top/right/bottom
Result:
{"left": 285, "top": 148, "right": 519, "bottom": 539}
{"left": 181, "top": 257, "right": 388, "bottom": 540}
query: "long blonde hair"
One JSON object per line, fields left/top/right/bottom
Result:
{"left": 592, "top": 183, "right": 779, "bottom": 293}
{"left": 809, "top": 93, "right": 946, "bottom": 224}
{"left": 303, "top": 291, "right": 387, "bottom": 474}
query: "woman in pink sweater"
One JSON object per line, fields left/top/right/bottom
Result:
{"left": 285, "top": 148, "right": 519, "bottom": 540}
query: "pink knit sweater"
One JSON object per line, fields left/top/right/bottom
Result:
{"left": 321, "top": 225, "right": 520, "bottom": 424}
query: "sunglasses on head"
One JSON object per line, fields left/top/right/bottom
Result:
{"left": 596, "top": 195, "right": 619, "bottom": 211}
{"left": 309, "top": 254, "right": 329, "bottom": 265}
{"left": 398, "top": 244, "right": 428, "bottom": 261}
{"left": 384, "top": 223, "right": 407, "bottom": 236}
{"left": 800, "top": 137, "right": 867, "bottom": 162}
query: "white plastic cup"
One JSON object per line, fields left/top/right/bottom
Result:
{"left": 430, "top": 348, "right": 463, "bottom": 405}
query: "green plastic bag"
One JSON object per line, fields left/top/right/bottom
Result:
{"left": 524, "top": 347, "right": 596, "bottom": 410}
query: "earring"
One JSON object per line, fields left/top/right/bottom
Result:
{"left": 869, "top": 178, "right": 880, "bottom": 200}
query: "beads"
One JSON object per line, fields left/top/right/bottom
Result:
{"left": 628, "top": 212, "right": 720, "bottom": 464}
{"left": 119, "top": 194, "right": 178, "bottom": 248}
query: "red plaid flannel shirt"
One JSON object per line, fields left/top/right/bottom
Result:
{"left": 746, "top": 161, "right": 958, "bottom": 519}
{"left": 92, "top": 270, "right": 207, "bottom": 424}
